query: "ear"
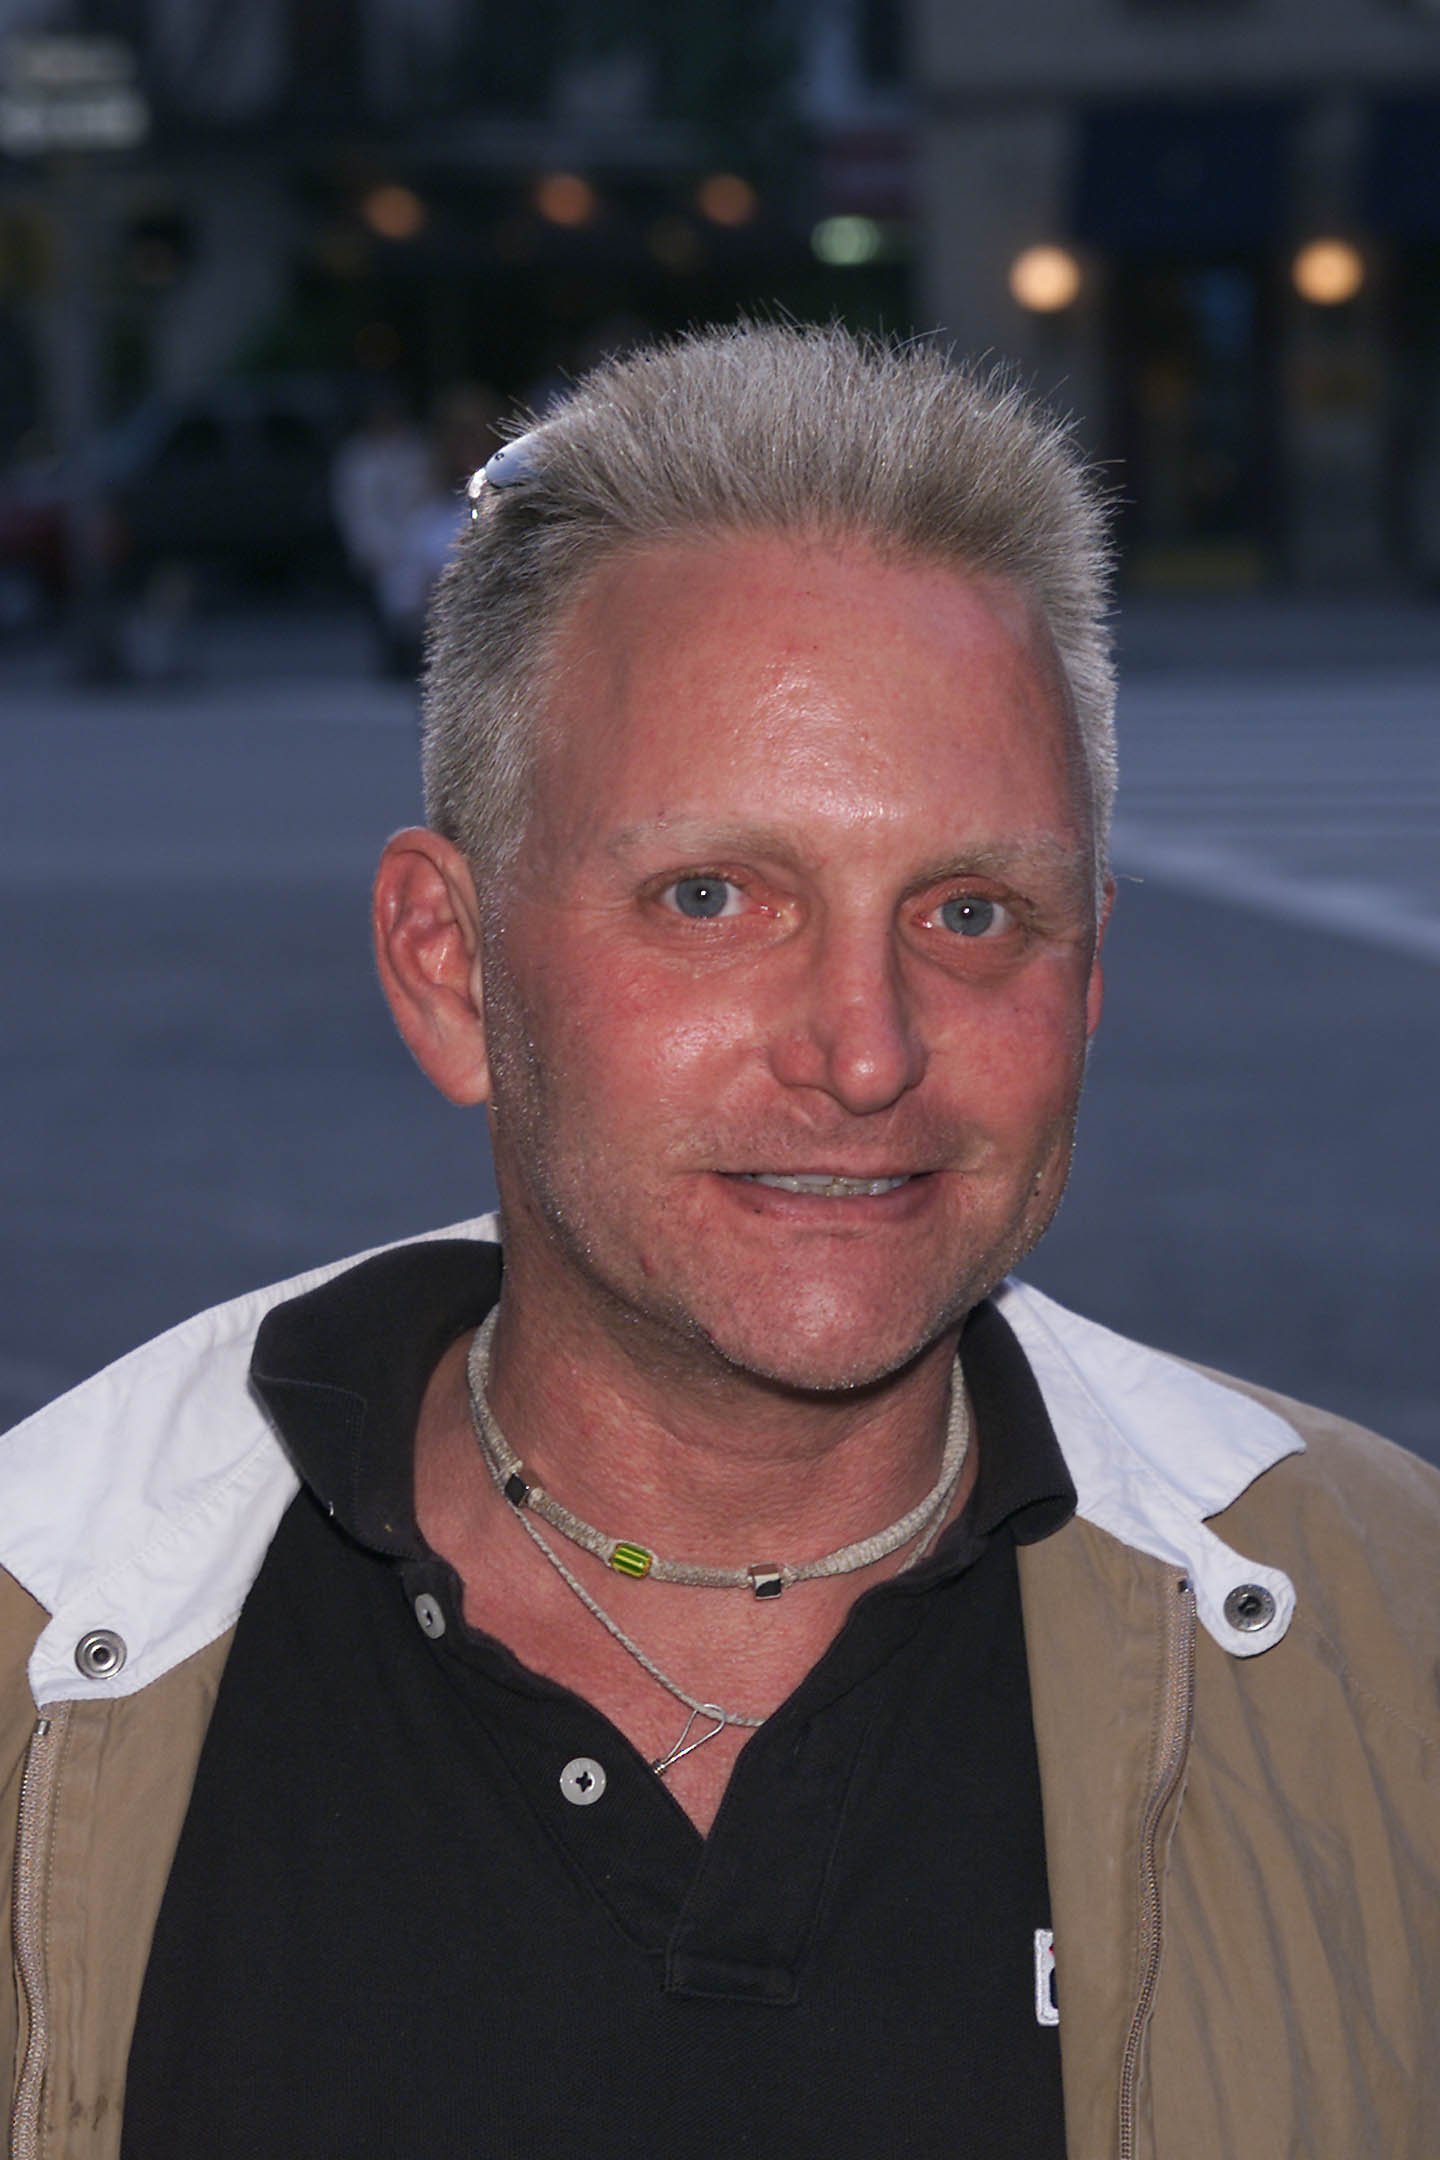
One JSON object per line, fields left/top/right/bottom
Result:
{"left": 1086, "top": 875, "right": 1115, "bottom": 1039}
{"left": 373, "top": 828, "right": 492, "bottom": 1105}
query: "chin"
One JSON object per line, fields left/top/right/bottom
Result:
{"left": 691, "top": 1290, "right": 967, "bottom": 1399}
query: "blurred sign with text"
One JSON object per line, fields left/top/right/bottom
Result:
{"left": 0, "top": 35, "right": 149, "bottom": 157}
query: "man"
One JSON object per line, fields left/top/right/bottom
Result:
{"left": 3, "top": 325, "right": 1437, "bottom": 2159}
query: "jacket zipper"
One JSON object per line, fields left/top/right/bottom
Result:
{"left": 1117, "top": 1576, "right": 1196, "bottom": 2160}
{"left": 11, "top": 1704, "right": 71, "bottom": 2160}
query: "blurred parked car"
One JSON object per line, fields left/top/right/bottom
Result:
{"left": 0, "top": 375, "right": 352, "bottom": 617}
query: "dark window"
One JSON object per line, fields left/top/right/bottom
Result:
{"left": 156, "top": 414, "right": 225, "bottom": 469}
{"left": 289, "top": 0, "right": 364, "bottom": 114}
{"left": 256, "top": 410, "right": 320, "bottom": 457}
{"left": 859, "top": 0, "right": 905, "bottom": 86}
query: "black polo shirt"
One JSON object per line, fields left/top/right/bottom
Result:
{"left": 122, "top": 1241, "right": 1076, "bottom": 2159}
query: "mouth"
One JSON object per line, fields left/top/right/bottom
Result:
{"left": 736, "top": 1172, "right": 918, "bottom": 1198}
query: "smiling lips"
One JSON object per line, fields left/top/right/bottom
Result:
{"left": 739, "top": 1172, "right": 917, "bottom": 1197}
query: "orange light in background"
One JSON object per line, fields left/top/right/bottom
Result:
{"left": 697, "top": 173, "right": 758, "bottom": 227}
{"left": 1292, "top": 238, "right": 1365, "bottom": 306}
{"left": 1008, "top": 244, "right": 1082, "bottom": 313}
{"left": 361, "top": 184, "right": 427, "bottom": 242}
{"left": 535, "top": 173, "right": 598, "bottom": 227}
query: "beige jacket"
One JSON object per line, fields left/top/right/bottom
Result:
{"left": 3, "top": 1223, "right": 1438, "bottom": 2158}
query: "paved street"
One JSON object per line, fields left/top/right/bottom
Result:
{"left": 1114, "top": 675, "right": 1440, "bottom": 963}
{"left": 3, "top": 596, "right": 1438, "bottom": 1463}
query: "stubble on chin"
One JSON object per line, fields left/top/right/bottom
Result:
{"left": 492, "top": 1121, "right": 1086, "bottom": 1407}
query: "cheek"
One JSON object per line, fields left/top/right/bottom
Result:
{"left": 935, "top": 973, "right": 1090, "bottom": 1133}
{"left": 512, "top": 945, "right": 756, "bottom": 1125}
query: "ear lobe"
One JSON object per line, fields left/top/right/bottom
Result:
{"left": 373, "top": 828, "right": 493, "bottom": 1104}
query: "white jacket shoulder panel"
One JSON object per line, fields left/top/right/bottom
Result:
{"left": 0, "top": 1216, "right": 500, "bottom": 1708}
{"left": 995, "top": 1281, "right": 1303, "bottom": 1657}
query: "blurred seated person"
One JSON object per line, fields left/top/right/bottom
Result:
{"left": 331, "top": 392, "right": 432, "bottom": 664}
{"left": 374, "top": 385, "right": 503, "bottom": 681}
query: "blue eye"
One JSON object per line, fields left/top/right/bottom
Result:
{"left": 668, "top": 876, "right": 737, "bottom": 919}
{"left": 939, "top": 896, "right": 1006, "bottom": 938}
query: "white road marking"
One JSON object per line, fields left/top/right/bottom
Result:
{"left": 1113, "top": 671, "right": 1440, "bottom": 962}
{"left": 1112, "top": 827, "right": 1440, "bottom": 964}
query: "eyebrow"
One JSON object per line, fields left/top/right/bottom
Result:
{"left": 605, "top": 819, "right": 806, "bottom": 866}
{"left": 906, "top": 836, "right": 1092, "bottom": 900}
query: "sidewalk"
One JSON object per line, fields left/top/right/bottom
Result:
{"left": 0, "top": 596, "right": 378, "bottom": 697}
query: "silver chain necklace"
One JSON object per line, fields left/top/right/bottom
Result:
{"left": 464, "top": 1317, "right": 971, "bottom": 1776}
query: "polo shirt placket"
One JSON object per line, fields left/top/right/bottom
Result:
{"left": 121, "top": 1242, "right": 1075, "bottom": 2160}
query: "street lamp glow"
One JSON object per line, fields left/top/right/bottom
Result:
{"left": 535, "top": 173, "right": 598, "bottom": 228}
{"left": 361, "top": 185, "right": 426, "bottom": 242}
{"left": 812, "top": 216, "right": 882, "bottom": 267}
{"left": 697, "top": 173, "right": 758, "bottom": 227}
{"left": 1292, "top": 238, "right": 1365, "bottom": 307}
{"left": 1009, "top": 244, "right": 1081, "bottom": 313}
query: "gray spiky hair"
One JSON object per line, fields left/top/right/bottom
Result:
{"left": 422, "top": 321, "right": 1115, "bottom": 895}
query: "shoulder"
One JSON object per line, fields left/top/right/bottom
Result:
{"left": 1198, "top": 1364, "right": 1440, "bottom": 1654}
{"left": 998, "top": 1278, "right": 1436, "bottom": 1687}
{"left": 1188, "top": 1366, "right": 1440, "bottom": 1768}
{"left": 0, "top": 1216, "right": 501, "bottom": 1712}
{"left": 1199, "top": 1365, "right": 1440, "bottom": 1589}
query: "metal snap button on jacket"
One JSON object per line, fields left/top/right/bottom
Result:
{"left": 74, "top": 1629, "right": 127, "bottom": 1679}
{"left": 1223, "top": 1582, "right": 1276, "bottom": 1632}
{"left": 413, "top": 1592, "right": 446, "bottom": 1639}
{"left": 560, "top": 1757, "right": 606, "bottom": 1806}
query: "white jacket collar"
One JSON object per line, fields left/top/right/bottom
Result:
{"left": 993, "top": 1280, "right": 1301, "bottom": 1655}
{"left": 0, "top": 1221, "right": 1300, "bottom": 1711}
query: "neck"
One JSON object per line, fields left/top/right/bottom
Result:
{"left": 454, "top": 1284, "right": 968, "bottom": 1568}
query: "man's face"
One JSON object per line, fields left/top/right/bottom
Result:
{"left": 477, "top": 535, "right": 1104, "bottom": 1393}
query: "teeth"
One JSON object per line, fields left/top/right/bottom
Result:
{"left": 744, "top": 1173, "right": 912, "bottom": 1197}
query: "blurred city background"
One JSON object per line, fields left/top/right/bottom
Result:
{"left": 2, "top": 0, "right": 1438, "bottom": 1462}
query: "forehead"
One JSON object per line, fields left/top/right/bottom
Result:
{"left": 529, "top": 533, "right": 1088, "bottom": 861}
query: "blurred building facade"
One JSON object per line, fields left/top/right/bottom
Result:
{"left": 0, "top": 0, "right": 915, "bottom": 624}
{"left": 915, "top": 0, "right": 1440, "bottom": 588}
{"left": 2, "top": 0, "right": 1438, "bottom": 593}
{"left": 0, "top": 2, "right": 907, "bottom": 447}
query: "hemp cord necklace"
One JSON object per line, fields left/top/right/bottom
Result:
{"left": 465, "top": 1311, "right": 969, "bottom": 1596}
{"left": 464, "top": 1314, "right": 972, "bottom": 1776}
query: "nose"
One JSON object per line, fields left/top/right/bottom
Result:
{"left": 767, "top": 921, "right": 928, "bottom": 1116}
